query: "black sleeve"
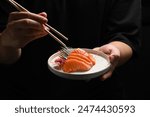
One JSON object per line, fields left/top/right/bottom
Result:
{"left": 106, "top": 0, "right": 141, "bottom": 57}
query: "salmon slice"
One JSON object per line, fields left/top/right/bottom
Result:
{"left": 71, "top": 48, "right": 96, "bottom": 65}
{"left": 88, "top": 54, "right": 96, "bottom": 65}
{"left": 62, "top": 59, "right": 91, "bottom": 72}
{"left": 67, "top": 54, "right": 93, "bottom": 66}
{"left": 71, "top": 48, "right": 89, "bottom": 56}
{"left": 61, "top": 48, "right": 96, "bottom": 73}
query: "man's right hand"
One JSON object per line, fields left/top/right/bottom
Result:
{"left": 1, "top": 11, "right": 48, "bottom": 48}
{"left": 0, "top": 11, "right": 48, "bottom": 64}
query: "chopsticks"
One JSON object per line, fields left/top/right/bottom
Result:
{"left": 8, "top": 0, "right": 68, "bottom": 48}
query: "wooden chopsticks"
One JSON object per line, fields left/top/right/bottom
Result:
{"left": 8, "top": 0, "right": 68, "bottom": 48}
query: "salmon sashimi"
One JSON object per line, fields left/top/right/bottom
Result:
{"left": 62, "top": 59, "right": 92, "bottom": 72}
{"left": 62, "top": 48, "right": 96, "bottom": 73}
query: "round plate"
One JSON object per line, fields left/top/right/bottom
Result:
{"left": 47, "top": 48, "right": 111, "bottom": 80}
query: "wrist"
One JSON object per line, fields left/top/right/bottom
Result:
{"left": 0, "top": 33, "right": 22, "bottom": 64}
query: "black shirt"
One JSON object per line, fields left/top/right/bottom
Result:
{"left": 0, "top": 0, "right": 141, "bottom": 99}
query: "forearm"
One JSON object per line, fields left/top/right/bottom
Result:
{"left": 0, "top": 33, "right": 21, "bottom": 64}
{"left": 109, "top": 41, "right": 133, "bottom": 66}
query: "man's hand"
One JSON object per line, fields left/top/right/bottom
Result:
{"left": 1, "top": 12, "right": 48, "bottom": 48}
{"left": 0, "top": 12, "right": 48, "bottom": 64}
{"left": 94, "top": 44, "right": 120, "bottom": 81}
{"left": 93, "top": 41, "right": 133, "bottom": 81}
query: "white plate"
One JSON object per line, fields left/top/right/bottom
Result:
{"left": 47, "top": 48, "right": 111, "bottom": 80}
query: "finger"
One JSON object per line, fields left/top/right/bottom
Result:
{"left": 8, "top": 19, "right": 45, "bottom": 30}
{"left": 93, "top": 47, "right": 111, "bottom": 55}
{"left": 109, "top": 54, "right": 120, "bottom": 67}
{"left": 100, "top": 71, "right": 113, "bottom": 81}
{"left": 8, "top": 12, "right": 48, "bottom": 24}
{"left": 25, "top": 30, "right": 48, "bottom": 40}
{"left": 93, "top": 47, "right": 99, "bottom": 51}
{"left": 38, "top": 12, "right": 47, "bottom": 18}
{"left": 14, "top": 30, "right": 48, "bottom": 48}
{"left": 99, "top": 64, "right": 115, "bottom": 81}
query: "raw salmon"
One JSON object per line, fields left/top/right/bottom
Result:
{"left": 62, "top": 48, "right": 96, "bottom": 73}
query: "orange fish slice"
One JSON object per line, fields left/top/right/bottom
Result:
{"left": 62, "top": 48, "right": 96, "bottom": 73}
